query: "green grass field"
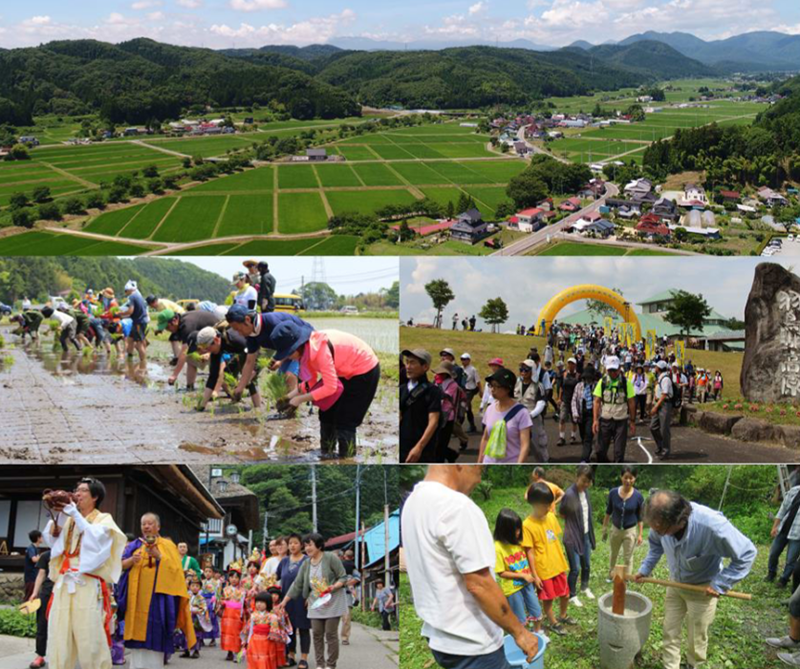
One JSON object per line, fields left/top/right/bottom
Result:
{"left": 326, "top": 189, "right": 419, "bottom": 217}
{"left": 185, "top": 167, "right": 273, "bottom": 192}
{"left": 277, "top": 192, "right": 328, "bottom": 234}
{"left": 216, "top": 194, "right": 273, "bottom": 236}
{"left": 278, "top": 165, "right": 320, "bottom": 189}
{"left": 0, "top": 231, "right": 156, "bottom": 255}
{"left": 151, "top": 195, "right": 226, "bottom": 242}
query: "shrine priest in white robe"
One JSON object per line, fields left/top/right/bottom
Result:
{"left": 42, "top": 477, "right": 126, "bottom": 669}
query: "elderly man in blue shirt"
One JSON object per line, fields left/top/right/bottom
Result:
{"left": 634, "top": 490, "right": 756, "bottom": 669}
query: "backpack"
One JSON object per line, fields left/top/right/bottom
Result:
{"left": 671, "top": 375, "right": 683, "bottom": 408}
{"left": 485, "top": 404, "right": 526, "bottom": 460}
{"left": 440, "top": 379, "right": 468, "bottom": 424}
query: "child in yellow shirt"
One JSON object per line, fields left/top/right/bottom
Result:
{"left": 521, "top": 482, "right": 576, "bottom": 636}
{"left": 493, "top": 508, "right": 543, "bottom": 634}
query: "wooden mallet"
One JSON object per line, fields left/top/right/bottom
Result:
{"left": 622, "top": 570, "right": 752, "bottom": 601}
{"left": 612, "top": 566, "right": 628, "bottom": 614}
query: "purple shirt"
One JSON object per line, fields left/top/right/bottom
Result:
{"left": 482, "top": 402, "right": 533, "bottom": 464}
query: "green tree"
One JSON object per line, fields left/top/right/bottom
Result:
{"left": 8, "top": 192, "right": 28, "bottom": 210}
{"left": 385, "top": 281, "right": 399, "bottom": 309}
{"left": 425, "top": 279, "right": 455, "bottom": 329}
{"left": 586, "top": 288, "right": 625, "bottom": 321}
{"left": 301, "top": 282, "right": 337, "bottom": 311}
{"left": 506, "top": 172, "right": 548, "bottom": 210}
{"left": 11, "top": 208, "right": 35, "bottom": 229}
{"left": 664, "top": 290, "right": 711, "bottom": 335}
{"left": 32, "top": 186, "right": 51, "bottom": 203}
{"left": 479, "top": 297, "right": 509, "bottom": 334}
{"left": 9, "top": 143, "right": 30, "bottom": 160}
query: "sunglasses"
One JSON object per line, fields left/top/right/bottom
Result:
{"left": 519, "top": 366, "right": 532, "bottom": 372}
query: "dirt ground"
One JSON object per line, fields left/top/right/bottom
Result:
{"left": 0, "top": 326, "right": 397, "bottom": 465}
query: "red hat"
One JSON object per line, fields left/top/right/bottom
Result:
{"left": 488, "top": 358, "right": 504, "bottom": 367}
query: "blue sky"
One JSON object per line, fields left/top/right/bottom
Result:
{"left": 1, "top": 0, "right": 798, "bottom": 49}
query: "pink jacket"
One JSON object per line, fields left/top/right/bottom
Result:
{"left": 300, "top": 330, "right": 379, "bottom": 402}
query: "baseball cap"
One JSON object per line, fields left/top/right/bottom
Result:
{"left": 196, "top": 326, "right": 218, "bottom": 348}
{"left": 232, "top": 271, "right": 247, "bottom": 284}
{"left": 124, "top": 280, "right": 137, "bottom": 292}
{"left": 402, "top": 348, "right": 432, "bottom": 366}
{"left": 460, "top": 352, "right": 471, "bottom": 360}
{"left": 567, "top": 357, "right": 577, "bottom": 364}
{"left": 485, "top": 368, "right": 517, "bottom": 391}
{"left": 226, "top": 304, "right": 254, "bottom": 323}
{"left": 656, "top": 360, "right": 668, "bottom": 370}
{"left": 520, "top": 359, "right": 536, "bottom": 369}
{"left": 488, "top": 357, "right": 504, "bottom": 367}
{"left": 156, "top": 309, "right": 177, "bottom": 332}
{"left": 605, "top": 356, "right": 621, "bottom": 370}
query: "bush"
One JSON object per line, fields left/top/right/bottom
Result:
{"left": 0, "top": 608, "right": 36, "bottom": 638}
{"left": 84, "top": 192, "right": 105, "bottom": 210}
{"left": 11, "top": 208, "right": 35, "bottom": 228}
{"left": 38, "top": 202, "right": 62, "bottom": 221}
{"left": 163, "top": 175, "right": 179, "bottom": 190}
{"left": 31, "top": 185, "right": 51, "bottom": 203}
{"left": 62, "top": 197, "right": 85, "bottom": 216}
{"left": 8, "top": 143, "right": 30, "bottom": 161}
{"left": 107, "top": 185, "right": 127, "bottom": 203}
{"left": 142, "top": 165, "right": 159, "bottom": 178}
{"left": 129, "top": 183, "right": 145, "bottom": 199}
{"left": 8, "top": 192, "right": 28, "bottom": 209}
{"left": 148, "top": 178, "right": 164, "bottom": 194}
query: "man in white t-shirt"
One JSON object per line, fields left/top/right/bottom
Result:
{"left": 402, "top": 465, "right": 539, "bottom": 669}
{"left": 460, "top": 353, "right": 481, "bottom": 434}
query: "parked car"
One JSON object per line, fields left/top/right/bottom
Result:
{"left": 0, "top": 302, "right": 12, "bottom": 317}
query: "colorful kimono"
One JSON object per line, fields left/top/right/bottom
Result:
{"left": 43, "top": 509, "right": 127, "bottom": 669}
{"left": 269, "top": 606, "right": 292, "bottom": 667}
{"left": 200, "top": 578, "right": 220, "bottom": 642}
{"left": 219, "top": 584, "right": 246, "bottom": 653}
{"left": 117, "top": 537, "right": 197, "bottom": 667}
{"left": 246, "top": 610, "right": 288, "bottom": 669}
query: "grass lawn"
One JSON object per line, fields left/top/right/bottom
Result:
{"left": 152, "top": 195, "right": 226, "bottom": 242}
{"left": 400, "top": 480, "right": 782, "bottom": 669}
{"left": 185, "top": 167, "right": 273, "bottom": 193}
{"left": 215, "top": 194, "right": 273, "bottom": 236}
{"left": 278, "top": 165, "right": 320, "bottom": 190}
{"left": 277, "top": 192, "right": 329, "bottom": 234}
{"left": 326, "top": 189, "right": 418, "bottom": 217}
{"left": 399, "top": 329, "right": 743, "bottom": 396}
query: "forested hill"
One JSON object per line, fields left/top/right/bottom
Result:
{"left": 0, "top": 256, "right": 231, "bottom": 304}
{"left": 0, "top": 37, "right": 717, "bottom": 125}
{"left": 0, "top": 38, "right": 361, "bottom": 126}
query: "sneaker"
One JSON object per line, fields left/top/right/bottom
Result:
{"left": 570, "top": 435, "right": 577, "bottom": 444}
{"left": 770, "top": 637, "right": 800, "bottom": 650}
{"left": 548, "top": 623, "right": 567, "bottom": 636}
{"left": 558, "top": 616, "right": 578, "bottom": 626}
{"left": 557, "top": 437, "right": 566, "bottom": 446}
{"left": 778, "top": 652, "right": 800, "bottom": 667}
{"left": 191, "top": 649, "right": 200, "bottom": 659}
{"left": 569, "top": 596, "right": 583, "bottom": 607}
{"left": 582, "top": 588, "right": 595, "bottom": 600}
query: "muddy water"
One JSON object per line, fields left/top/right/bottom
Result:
{"left": 0, "top": 327, "right": 397, "bottom": 465}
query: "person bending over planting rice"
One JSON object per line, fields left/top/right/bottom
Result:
{"left": 270, "top": 320, "right": 381, "bottom": 459}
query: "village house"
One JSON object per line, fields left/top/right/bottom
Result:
{"left": 571, "top": 212, "right": 614, "bottom": 237}
{"left": 306, "top": 148, "right": 328, "bottom": 161}
{"left": 537, "top": 197, "right": 554, "bottom": 211}
{"left": 450, "top": 208, "right": 490, "bottom": 244}
{"left": 636, "top": 215, "right": 671, "bottom": 241}
{"left": 680, "top": 183, "right": 707, "bottom": 207}
{"left": 558, "top": 197, "right": 582, "bottom": 213}
{"left": 758, "top": 186, "right": 789, "bottom": 207}
{"left": 719, "top": 189, "right": 740, "bottom": 203}
{"left": 578, "top": 178, "right": 606, "bottom": 200}
{"left": 651, "top": 197, "right": 679, "bottom": 222}
{"left": 508, "top": 207, "right": 545, "bottom": 233}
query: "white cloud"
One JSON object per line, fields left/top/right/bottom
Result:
{"left": 28, "top": 15, "right": 52, "bottom": 25}
{"left": 177, "top": 0, "right": 203, "bottom": 7}
{"left": 131, "top": 1, "right": 161, "bottom": 9}
{"left": 106, "top": 13, "right": 128, "bottom": 25}
{"left": 148, "top": 11, "right": 166, "bottom": 20}
{"left": 210, "top": 8, "right": 355, "bottom": 45}
{"left": 229, "top": 0, "right": 288, "bottom": 11}
{"left": 469, "top": 2, "right": 486, "bottom": 16}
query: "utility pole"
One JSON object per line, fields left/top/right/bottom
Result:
{"left": 311, "top": 465, "right": 318, "bottom": 532}
{"left": 384, "top": 467, "right": 391, "bottom": 589}
{"left": 354, "top": 464, "right": 362, "bottom": 576}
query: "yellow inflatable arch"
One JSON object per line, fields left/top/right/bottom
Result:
{"left": 535, "top": 284, "right": 642, "bottom": 340}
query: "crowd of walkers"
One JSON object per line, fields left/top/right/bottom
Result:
{"left": 399, "top": 321, "right": 724, "bottom": 464}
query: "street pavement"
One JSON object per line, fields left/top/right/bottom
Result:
{"left": 0, "top": 622, "right": 397, "bottom": 669}
{"left": 453, "top": 406, "right": 800, "bottom": 463}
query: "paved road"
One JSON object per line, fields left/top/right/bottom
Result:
{"left": 0, "top": 622, "right": 398, "bottom": 669}
{"left": 493, "top": 181, "right": 620, "bottom": 257}
{"left": 452, "top": 408, "right": 800, "bottom": 463}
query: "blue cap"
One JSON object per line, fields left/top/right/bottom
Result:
{"left": 271, "top": 321, "right": 315, "bottom": 361}
{"left": 226, "top": 304, "right": 255, "bottom": 323}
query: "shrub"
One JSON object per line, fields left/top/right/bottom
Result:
{"left": 31, "top": 185, "right": 51, "bottom": 203}
{"left": 38, "top": 202, "right": 62, "bottom": 221}
{"left": 84, "top": 192, "right": 106, "bottom": 210}
{"left": 62, "top": 197, "right": 85, "bottom": 216}
{"left": 0, "top": 608, "right": 36, "bottom": 638}
{"left": 107, "top": 185, "right": 127, "bottom": 203}
{"left": 148, "top": 178, "right": 164, "bottom": 194}
{"left": 129, "top": 183, "right": 145, "bottom": 199}
{"left": 142, "top": 165, "right": 159, "bottom": 178}
{"left": 11, "top": 208, "right": 35, "bottom": 228}
{"left": 8, "top": 192, "right": 28, "bottom": 209}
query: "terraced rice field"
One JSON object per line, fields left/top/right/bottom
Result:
{"left": 0, "top": 231, "right": 157, "bottom": 255}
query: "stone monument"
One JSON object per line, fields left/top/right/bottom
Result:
{"left": 741, "top": 262, "right": 800, "bottom": 403}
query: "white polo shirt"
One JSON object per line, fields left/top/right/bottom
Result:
{"left": 401, "top": 481, "right": 503, "bottom": 656}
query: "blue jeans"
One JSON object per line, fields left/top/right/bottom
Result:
{"left": 768, "top": 534, "right": 800, "bottom": 582}
{"left": 431, "top": 645, "right": 511, "bottom": 669}
{"left": 507, "top": 583, "right": 542, "bottom": 623}
{"left": 567, "top": 533, "right": 592, "bottom": 598}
